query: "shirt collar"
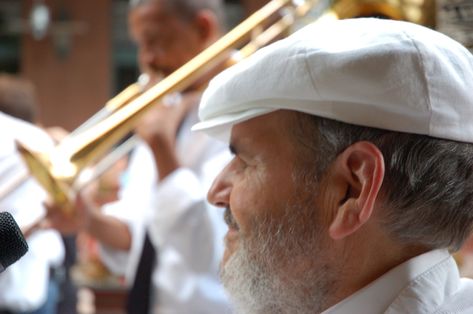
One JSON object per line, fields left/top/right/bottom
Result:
{"left": 322, "top": 249, "right": 451, "bottom": 314}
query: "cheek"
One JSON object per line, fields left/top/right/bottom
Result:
{"left": 179, "top": 47, "right": 200, "bottom": 67}
{"left": 230, "top": 171, "right": 272, "bottom": 235}
{"left": 171, "top": 31, "right": 202, "bottom": 61}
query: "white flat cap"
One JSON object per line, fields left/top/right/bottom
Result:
{"left": 193, "top": 18, "right": 473, "bottom": 143}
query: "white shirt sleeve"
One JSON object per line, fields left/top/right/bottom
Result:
{"left": 98, "top": 196, "right": 147, "bottom": 283}
{"left": 98, "top": 142, "right": 154, "bottom": 283}
{"left": 147, "top": 151, "right": 231, "bottom": 313}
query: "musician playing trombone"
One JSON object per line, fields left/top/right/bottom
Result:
{"left": 43, "top": 0, "right": 231, "bottom": 313}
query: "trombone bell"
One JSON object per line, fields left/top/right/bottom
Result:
{"left": 16, "top": 140, "right": 74, "bottom": 212}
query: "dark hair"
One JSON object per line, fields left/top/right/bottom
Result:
{"left": 292, "top": 113, "right": 473, "bottom": 251}
{"left": 0, "top": 74, "right": 37, "bottom": 123}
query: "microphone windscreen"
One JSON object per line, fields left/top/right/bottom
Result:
{"left": 0, "top": 211, "right": 28, "bottom": 272}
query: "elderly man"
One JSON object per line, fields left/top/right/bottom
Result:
{"left": 193, "top": 18, "right": 473, "bottom": 313}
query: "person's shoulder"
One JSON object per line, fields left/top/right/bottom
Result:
{"left": 0, "top": 112, "right": 53, "bottom": 151}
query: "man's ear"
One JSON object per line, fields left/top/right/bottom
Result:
{"left": 193, "top": 9, "right": 219, "bottom": 43}
{"left": 328, "top": 141, "right": 385, "bottom": 240}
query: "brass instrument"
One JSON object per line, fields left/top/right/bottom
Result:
{"left": 15, "top": 0, "right": 433, "bottom": 212}
{"left": 0, "top": 77, "right": 147, "bottom": 202}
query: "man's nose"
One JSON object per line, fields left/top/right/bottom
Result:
{"left": 139, "top": 48, "right": 155, "bottom": 65}
{"left": 139, "top": 46, "right": 164, "bottom": 70}
{"left": 207, "top": 169, "right": 231, "bottom": 208}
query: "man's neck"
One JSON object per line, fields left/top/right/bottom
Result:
{"left": 323, "top": 228, "right": 429, "bottom": 311}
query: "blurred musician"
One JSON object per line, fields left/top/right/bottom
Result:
{"left": 43, "top": 0, "right": 231, "bottom": 313}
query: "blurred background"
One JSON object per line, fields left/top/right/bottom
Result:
{"left": 0, "top": 0, "right": 471, "bottom": 131}
{"left": 0, "top": 0, "right": 273, "bottom": 132}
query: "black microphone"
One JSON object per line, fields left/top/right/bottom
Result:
{"left": 0, "top": 211, "right": 28, "bottom": 273}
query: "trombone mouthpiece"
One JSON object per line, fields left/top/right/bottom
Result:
{"left": 137, "top": 73, "right": 150, "bottom": 87}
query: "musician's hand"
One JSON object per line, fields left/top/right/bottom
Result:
{"left": 135, "top": 91, "right": 201, "bottom": 180}
{"left": 135, "top": 91, "right": 199, "bottom": 146}
{"left": 40, "top": 189, "right": 132, "bottom": 250}
{"left": 45, "top": 126, "right": 69, "bottom": 144}
{"left": 40, "top": 194, "right": 97, "bottom": 235}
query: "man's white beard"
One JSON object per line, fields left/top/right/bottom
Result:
{"left": 220, "top": 206, "right": 337, "bottom": 314}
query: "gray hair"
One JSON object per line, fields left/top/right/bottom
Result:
{"left": 129, "top": 0, "right": 225, "bottom": 28}
{"left": 292, "top": 113, "right": 473, "bottom": 251}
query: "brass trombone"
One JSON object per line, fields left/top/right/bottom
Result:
{"left": 14, "top": 0, "right": 431, "bottom": 212}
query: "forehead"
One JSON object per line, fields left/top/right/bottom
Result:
{"left": 128, "top": 1, "right": 186, "bottom": 32}
{"left": 230, "top": 110, "right": 299, "bottom": 154}
{"left": 130, "top": 1, "right": 166, "bottom": 20}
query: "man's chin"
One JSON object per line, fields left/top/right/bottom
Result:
{"left": 223, "top": 231, "right": 240, "bottom": 264}
{"left": 219, "top": 243, "right": 274, "bottom": 314}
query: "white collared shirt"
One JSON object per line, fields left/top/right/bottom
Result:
{"left": 323, "top": 249, "right": 473, "bottom": 314}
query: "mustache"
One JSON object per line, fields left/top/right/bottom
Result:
{"left": 224, "top": 207, "right": 239, "bottom": 230}
{"left": 146, "top": 64, "right": 174, "bottom": 78}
